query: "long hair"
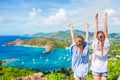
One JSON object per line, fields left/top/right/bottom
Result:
{"left": 76, "top": 36, "right": 84, "bottom": 44}
{"left": 76, "top": 36, "right": 85, "bottom": 55}
{"left": 97, "top": 31, "right": 105, "bottom": 56}
{"left": 97, "top": 31, "right": 105, "bottom": 41}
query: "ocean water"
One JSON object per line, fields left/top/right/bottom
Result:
{"left": 0, "top": 36, "right": 71, "bottom": 72}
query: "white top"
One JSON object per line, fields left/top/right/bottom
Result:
{"left": 90, "top": 38, "right": 110, "bottom": 72}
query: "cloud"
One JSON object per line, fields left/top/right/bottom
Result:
{"left": 0, "top": 16, "right": 27, "bottom": 24}
{"left": 1, "top": 0, "right": 120, "bottom": 35}
{"left": 111, "top": 18, "right": 120, "bottom": 25}
{"left": 103, "top": 9, "right": 116, "bottom": 16}
{"left": 103, "top": 9, "right": 120, "bottom": 26}
{"left": 29, "top": 8, "right": 42, "bottom": 20}
{"left": 0, "top": 16, "right": 15, "bottom": 23}
{"left": 44, "top": 8, "right": 67, "bottom": 25}
{"left": 0, "top": 16, "right": 4, "bottom": 22}
{"left": 110, "top": 16, "right": 120, "bottom": 25}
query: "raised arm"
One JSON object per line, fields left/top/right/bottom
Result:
{"left": 103, "top": 13, "right": 108, "bottom": 38}
{"left": 93, "top": 13, "right": 98, "bottom": 40}
{"left": 85, "top": 22, "right": 89, "bottom": 41}
{"left": 68, "top": 23, "right": 75, "bottom": 43}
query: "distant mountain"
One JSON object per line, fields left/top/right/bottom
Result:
{"left": 26, "top": 30, "right": 120, "bottom": 40}
{"left": 109, "top": 33, "right": 120, "bottom": 40}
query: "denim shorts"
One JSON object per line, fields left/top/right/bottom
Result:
{"left": 92, "top": 71, "right": 108, "bottom": 76}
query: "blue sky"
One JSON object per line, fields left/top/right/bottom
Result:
{"left": 0, "top": 0, "right": 120, "bottom": 35}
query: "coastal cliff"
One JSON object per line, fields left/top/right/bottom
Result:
{"left": 4, "top": 38, "right": 71, "bottom": 53}
{"left": 4, "top": 39, "right": 23, "bottom": 46}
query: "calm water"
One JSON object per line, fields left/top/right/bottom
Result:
{"left": 0, "top": 36, "right": 71, "bottom": 72}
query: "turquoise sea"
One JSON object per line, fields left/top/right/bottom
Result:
{"left": 0, "top": 36, "right": 71, "bottom": 72}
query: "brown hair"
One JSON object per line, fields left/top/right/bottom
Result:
{"left": 97, "top": 31, "right": 105, "bottom": 40}
{"left": 76, "top": 35, "right": 85, "bottom": 55}
{"left": 97, "top": 31, "right": 105, "bottom": 56}
{"left": 76, "top": 36, "right": 84, "bottom": 43}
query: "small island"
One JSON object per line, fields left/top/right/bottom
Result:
{"left": 4, "top": 38, "right": 71, "bottom": 53}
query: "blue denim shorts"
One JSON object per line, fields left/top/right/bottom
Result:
{"left": 92, "top": 71, "right": 108, "bottom": 76}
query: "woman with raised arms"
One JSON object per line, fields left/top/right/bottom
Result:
{"left": 68, "top": 22, "right": 90, "bottom": 80}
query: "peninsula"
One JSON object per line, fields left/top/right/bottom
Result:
{"left": 4, "top": 38, "right": 71, "bottom": 53}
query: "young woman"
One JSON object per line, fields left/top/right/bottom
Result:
{"left": 68, "top": 22, "right": 90, "bottom": 80}
{"left": 90, "top": 13, "right": 110, "bottom": 80}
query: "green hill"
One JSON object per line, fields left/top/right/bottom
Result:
{"left": 27, "top": 30, "right": 120, "bottom": 40}
{"left": 4, "top": 38, "right": 71, "bottom": 53}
